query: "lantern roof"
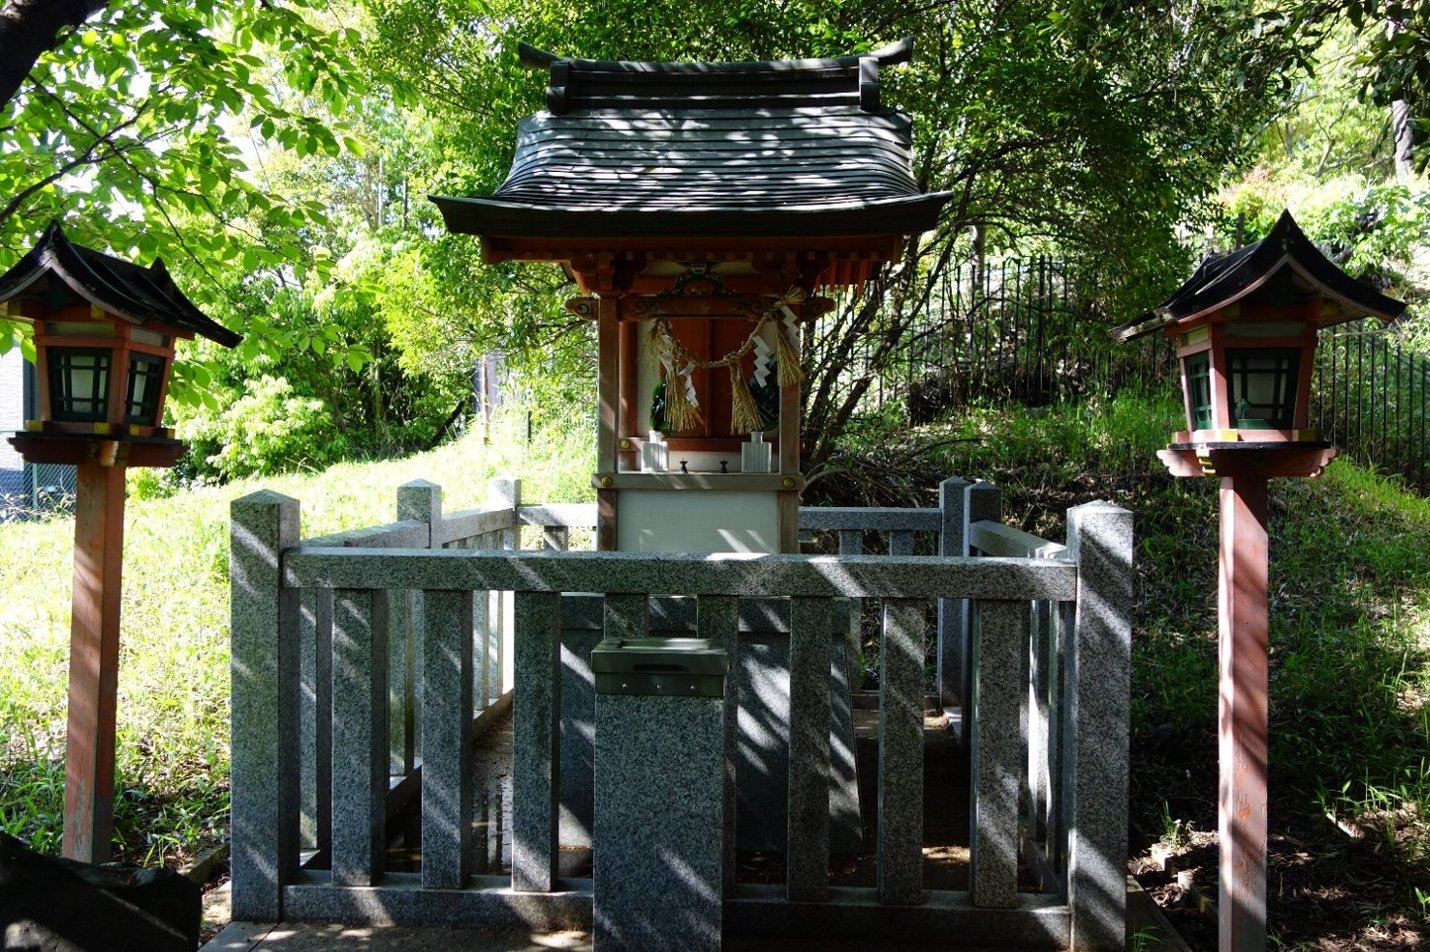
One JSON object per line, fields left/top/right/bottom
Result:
{"left": 0, "top": 222, "right": 241, "bottom": 347}
{"left": 431, "top": 38, "right": 951, "bottom": 242}
{"left": 1113, "top": 210, "right": 1405, "bottom": 342}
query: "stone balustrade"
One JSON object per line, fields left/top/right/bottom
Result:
{"left": 230, "top": 476, "right": 1132, "bottom": 950}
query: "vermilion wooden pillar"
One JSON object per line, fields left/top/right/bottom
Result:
{"left": 63, "top": 459, "right": 128, "bottom": 863}
{"left": 1217, "top": 474, "right": 1269, "bottom": 952}
{"left": 1158, "top": 444, "right": 1334, "bottom": 952}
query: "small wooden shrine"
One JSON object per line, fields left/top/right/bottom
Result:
{"left": 434, "top": 38, "right": 950, "bottom": 553}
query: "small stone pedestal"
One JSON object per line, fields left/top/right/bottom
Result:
{"left": 592, "top": 639, "right": 728, "bottom": 952}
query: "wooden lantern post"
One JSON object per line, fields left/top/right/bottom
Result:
{"left": 0, "top": 223, "right": 240, "bottom": 863}
{"left": 1114, "top": 211, "right": 1404, "bottom": 951}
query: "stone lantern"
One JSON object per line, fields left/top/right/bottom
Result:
{"left": 0, "top": 222, "right": 240, "bottom": 863}
{"left": 1114, "top": 209, "right": 1404, "bottom": 952}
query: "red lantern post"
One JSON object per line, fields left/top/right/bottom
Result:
{"left": 1, "top": 224, "right": 240, "bottom": 862}
{"left": 1115, "top": 211, "right": 1404, "bottom": 952}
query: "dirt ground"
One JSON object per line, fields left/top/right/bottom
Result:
{"left": 1127, "top": 726, "right": 1427, "bottom": 951}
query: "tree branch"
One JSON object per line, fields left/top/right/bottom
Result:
{"left": 0, "top": 0, "right": 111, "bottom": 110}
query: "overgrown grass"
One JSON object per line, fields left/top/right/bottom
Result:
{"left": 0, "top": 411, "right": 593, "bottom": 865}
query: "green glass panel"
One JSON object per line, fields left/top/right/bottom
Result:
{"left": 125, "top": 353, "right": 166, "bottom": 424}
{"left": 1183, "top": 352, "right": 1212, "bottom": 429}
{"left": 1227, "top": 348, "right": 1298, "bottom": 428}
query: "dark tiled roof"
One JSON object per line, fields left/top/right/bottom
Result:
{"left": 0, "top": 222, "right": 240, "bottom": 347}
{"left": 1113, "top": 210, "right": 1405, "bottom": 341}
{"left": 433, "top": 40, "right": 951, "bottom": 240}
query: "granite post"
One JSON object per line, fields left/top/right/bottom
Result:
{"left": 878, "top": 598, "right": 926, "bottom": 906}
{"left": 594, "top": 672, "right": 727, "bottom": 950}
{"left": 936, "top": 476, "right": 968, "bottom": 712}
{"left": 392, "top": 480, "right": 442, "bottom": 775}
{"left": 1064, "top": 501, "right": 1134, "bottom": 951}
{"left": 696, "top": 594, "right": 740, "bottom": 898}
{"left": 512, "top": 589, "right": 561, "bottom": 892}
{"left": 491, "top": 478, "right": 521, "bottom": 697}
{"left": 229, "top": 491, "right": 302, "bottom": 920}
{"left": 787, "top": 596, "right": 833, "bottom": 902}
{"left": 298, "top": 586, "right": 332, "bottom": 852}
{"left": 969, "top": 598, "right": 1025, "bottom": 907}
{"left": 421, "top": 588, "right": 474, "bottom": 889}
{"left": 330, "top": 587, "right": 390, "bottom": 887}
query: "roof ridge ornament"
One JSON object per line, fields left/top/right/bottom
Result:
{"left": 515, "top": 38, "right": 912, "bottom": 115}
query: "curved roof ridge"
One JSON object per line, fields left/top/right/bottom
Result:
{"left": 1112, "top": 210, "right": 1405, "bottom": 341}
{"left": 0, "top": 222, "right": 241, "bottom": 347}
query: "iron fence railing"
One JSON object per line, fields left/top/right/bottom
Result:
{"left": 1315, "top": 320, "right": 1430, "bottom": 494}
{"left": 814, "top": 257, "right": 1428, "bottom": 494}
{"left": 809, "top": 257, "right": 1176, "bottom": 427}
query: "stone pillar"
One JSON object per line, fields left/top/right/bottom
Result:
{"left": 969, "top": 598, "right": 1025, "bottom": 907}
{"left": 593, "top": 638, "right": 729, "bottom": 952}
{"left": 393, "top": 480, "right": 442, "bottom": 775}
{"left": 512, "top": 589, "right": 561, "bottom": 893}
{"left": 878, "top": 598, "right": 926, "bottom": 906}
{"left": 422, "top": 588, "right": 474, "bottom": 890}
{"left": 230, "top": 490, "right": 301, "bottom": 920}
{"left": 939, "top": 479, "right": 1002, "bottom": 720}
{"left": 1065, "top": 501, "right": 1134, "bottom": 951}
{"left": 936, "top": 476, "right": 968, "bottom": 712}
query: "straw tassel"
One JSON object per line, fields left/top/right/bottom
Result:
{"left": 663, "top": 366, "right": 702, "bottom": 432}
{"left": 774, "top": 317, "right": 803, "bottom": 387}
{"left": 729, "top": 363, "right": 763, "bottom": 435}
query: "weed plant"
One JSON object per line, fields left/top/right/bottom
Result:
{"left": 0, "top": 409, "right": 592, "bottom": 866}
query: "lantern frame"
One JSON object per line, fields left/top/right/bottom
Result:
{"left": 1167, "top": 299, "right": 1321, "bottom": 444}
{"left": 0, "top": 223, "right": 240, "bottom": 468}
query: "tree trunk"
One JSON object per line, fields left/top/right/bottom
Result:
{"left": 1392, "top": 99, "right": 1414, "bottom": 180}
{"left": 0, "top": 0, "right": 111, "bottom": 111}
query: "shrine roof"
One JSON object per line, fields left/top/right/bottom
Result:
{"left": 1113, "top": 210, "right": 1405, "bottom": 341}
{"left": 432, "top": 39, "right": 951, "bottom": 241}
{"left": 0, "top": 222, "right": 241, "bottom": 346}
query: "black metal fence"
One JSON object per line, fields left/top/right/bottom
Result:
{"left": 814, "top": 256, "right": 1173, "bottom": 424}
{"left": 1315, "top": 321, "right": 1430, "bottom": 494}
{"left": 817, "top": 257, "right": 1429, "bottom": 495}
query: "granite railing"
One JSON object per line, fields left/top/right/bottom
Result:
{"left": 229, "top": 477, "right": 1132, "bottom": 950}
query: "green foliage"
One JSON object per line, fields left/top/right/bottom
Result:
{"left": 0, "top": 0, "right": 366, "bottom": 275}
{"left": 1223, "top": 176, "right": 1429, "bottom": 285}
{"left": 1276, "top": 1, "right": 1430, "bottom": 128}
{"left": 180, "top": 374, "right": 338, "bottom": 479}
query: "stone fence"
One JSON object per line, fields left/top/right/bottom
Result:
{"left": 229, "top": 476, "right": 1133, "bottom": 950}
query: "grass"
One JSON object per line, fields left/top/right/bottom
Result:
{"left": 0, "top": 411, "right": 593, "bottom": 865}
{"left": 2, "top": 390, "right": 1427, "bottom": 947}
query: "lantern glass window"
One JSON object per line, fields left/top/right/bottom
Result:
{"left": 125, "top": 353, "right": 166, "bottom": 425}
{"left": 1183, "top": 351, "right": 1213, "bottom": 430}
{"left": 48, "top": 347, "right": 111, "bottom": 422}
{"left": 1227, "top": 348, "right": 1298, "bottom": 429}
